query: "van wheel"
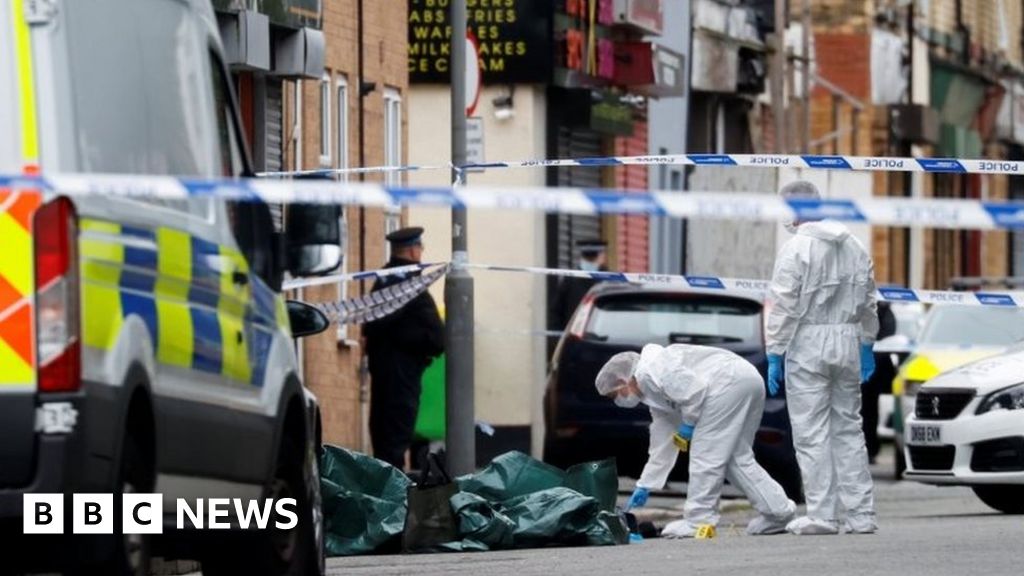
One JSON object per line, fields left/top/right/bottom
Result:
{"left": 69, "top": 430, "right": 152, "bottom": 576}
{"left": 972, "top": 485, "right": 1024, "bottom": 514}
{"left": 202, "top": 433, "right": 324, "bottom": 576}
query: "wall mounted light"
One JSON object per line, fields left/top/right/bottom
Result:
{"left": 492, "top": 85, "right": 516, "bottom": 121}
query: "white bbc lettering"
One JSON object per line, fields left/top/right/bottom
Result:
{"left": 23, "top": 494, "right": 64, "bottom": 534}
{"left": 123, "top": 494, "right": 163, "bottom": 535}
{"left": 73, "top": 494, "right": 113, "bottom": 534}
{"left": 275, "top": 499, "right": 299, "bottom": 530}
{"left": 208, "top": 498, "right": 232, "bottom": 529}
{"left": 177, "top": 498, "right": 204, "bottom": 529}
{"left": 234, "top": 499, "right": 275, "bottom": 530}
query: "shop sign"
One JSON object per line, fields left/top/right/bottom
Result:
{"left": 408, "top": 0, "right": 553, "bottom": 83}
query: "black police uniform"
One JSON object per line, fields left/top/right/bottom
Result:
{"left": 363, "top": 228, "right": 445, "bottom": 469}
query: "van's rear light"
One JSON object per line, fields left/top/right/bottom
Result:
{"left": 567, "top": 295, "right": 595, "bottom": 339}
{"left": 34, "top": 198, "right": 80, "bottom": 393}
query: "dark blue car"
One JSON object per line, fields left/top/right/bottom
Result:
{"left": 543, "top": 283, "right": 802, "bottom": 500}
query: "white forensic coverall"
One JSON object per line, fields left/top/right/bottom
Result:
{"left": 767, "top": 220, "right": 879, "bottom": 533}
{"left": 633, "top": 343, "right": 795, "bottom": 536}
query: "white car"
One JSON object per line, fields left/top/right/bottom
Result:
{"left": 904, "top": 345, "right": 1024, "bottom": 514}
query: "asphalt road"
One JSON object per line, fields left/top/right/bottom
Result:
{"left": 326, "top": 446, "right": 1024, "bottom": 576}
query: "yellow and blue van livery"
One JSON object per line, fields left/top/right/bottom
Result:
{"left": 78, "top": 218, "right": 289, "bottom": 389}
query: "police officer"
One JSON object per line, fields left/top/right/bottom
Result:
{"left": 363, "top": 227, "right": 445, "bottom": 470}
{"left": 550, "top": 239, "right": 608, "bottom": 330}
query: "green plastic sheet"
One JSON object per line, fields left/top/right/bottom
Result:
{"left": 320, "top": 448, "right": 627, "bottom": 556}
{"left": 320, "top": 445, "right": 411, "bottom": 556}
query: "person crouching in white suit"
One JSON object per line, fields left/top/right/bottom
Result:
{"left": 596, "top": 344, "right": 796, "bottom": 538}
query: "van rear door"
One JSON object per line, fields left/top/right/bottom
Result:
{"left": 0, "top": 1, "right": 41, "bottom": 487}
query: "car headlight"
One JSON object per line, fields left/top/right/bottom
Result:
{"left": 904, "top": 380, "right": 926, "bottom": 397}
{"left": 977, "top": 383, "right": 1024, "bottom": 414}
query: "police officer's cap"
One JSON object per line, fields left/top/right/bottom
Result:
{"left": 386, "top": 226, "right": 425, "bottom": 248}
{"left": 577, "top": 239, "right": 607, "bottom": 256}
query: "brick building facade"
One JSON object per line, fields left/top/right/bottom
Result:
{"left": 804, "top": 0, "right": 1024, "bottom": 290}
{"left": 285, "top": 0, "right": 409, "bottom": 449}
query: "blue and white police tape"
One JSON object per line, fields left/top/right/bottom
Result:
{"left": 8, "top": 171, "right": 1024, "bottom": 231}
{"left": 282, "top": 262, "right": 442, "bottom": 291}
{"left": 258, "top": 153, "right": 1024, "bottom": 178}
{"left": 466, "top": 263, "right": 1024, "bottom": 308}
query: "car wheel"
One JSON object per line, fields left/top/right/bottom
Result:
{"left": 894, "top": 446, "right": 906, "bottom": 480}
{"left": 202, "top": 433, "right": 324, "bottom": 576}
{"left": 972, "top": 485, "right": 1024, "bottom": 514}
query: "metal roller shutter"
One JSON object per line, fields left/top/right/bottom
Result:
{"left": 554, "top": 126, "right": 603, "bottom": 270}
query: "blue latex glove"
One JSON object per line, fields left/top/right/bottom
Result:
{"left": 767, "top": 353, "right": 785, "bottom": 397}
{"left": 860, "top": 343, "right": 876, "bottom": 383}
{"left": 673, "top": 423, "right": 695, "bottom": 451}
{"left": 627, "top": 487, "right": 649, "bottom": 510}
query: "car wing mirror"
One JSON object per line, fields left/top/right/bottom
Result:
{"left": 874, "top": 334, "right": 914, "bottom": 355}
{"left": 287, "top": 300, "right": 330, "bottom": 338}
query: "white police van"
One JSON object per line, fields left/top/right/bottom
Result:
{"left": 0, "top": 1, "right": 336, "bottom": 573}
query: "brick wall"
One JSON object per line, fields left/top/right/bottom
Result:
{"left": 285, "top": 0, "right": 409, "bottom": 450}
{"left": 613, "top": 116, "right": 649, "bottom": 273}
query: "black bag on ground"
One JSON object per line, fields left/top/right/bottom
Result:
{"left": 402, "top": 452, "right": 459, "bottom": 552}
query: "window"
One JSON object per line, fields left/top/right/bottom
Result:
{"left": 585, "top": 295, "right": 763, "bottom": 346}
{"left": 210, "top": 53, "right": 244, "bottom": 177}
{"left": 383, "top": 88, "right": 403, "bottom": 254}
{"left": 383, "top": 88, "right": 402, "bottom": 183}
{"left": 336, "top": 77, "right": 350, "bottom": 180}
{"left": 320, "top": 73, "right": 331, "bottom": 167}
{"left": 292, "top": 80, "right": 303, "bottom": 171}
{"left": 336, "top": 77, "right": 353, "bottom": 343}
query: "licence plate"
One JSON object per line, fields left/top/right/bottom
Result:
{"left": 908, "top": 424, "right": 942, "bottom": 446}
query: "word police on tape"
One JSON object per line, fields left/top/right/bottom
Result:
{"left": 260, "top": 152, "right": 1024, "bottom": 177}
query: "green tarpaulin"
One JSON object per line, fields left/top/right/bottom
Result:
{"left": 319, "top": 448, "right": 628, "bottom": 556}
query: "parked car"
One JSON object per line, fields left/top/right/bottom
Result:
{"left": 543, "top": 283, "right": 802, "bottom": 500}
{"left": 903, "top": 344, "right": 1024, "bottom": 513}
{"left": 875, "top": 302, "right": 928, "bottom": 441}
{"left": 890, "top": 305, "right": 1024, "bottom": 478}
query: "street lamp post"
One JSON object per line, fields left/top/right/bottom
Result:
{"left": 445, "top": 0, "right": 475, "bottom": 476}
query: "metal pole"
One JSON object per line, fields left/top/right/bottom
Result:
{"left": 772, "top": 0, "right": 786, "bottom": 153}
{"left": 445, "top": 0, "right": 475, "bottom": 476}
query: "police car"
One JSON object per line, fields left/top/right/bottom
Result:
{"left": 904, "top": 345, "right": 1024, "bottom": 514}
{"left": 1, "top": 1, "right": 335, "bottom": 574}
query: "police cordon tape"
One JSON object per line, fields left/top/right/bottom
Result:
{"left": 6, "top": 172, "right": 1024, "bottom": 231}
{"left": 282, "top": 262, "right": 441, "bottom": 291}
{"left": 292, "top": 262, "right": 1024, "bottom": 321}
{"left": 258, "top": 152, "right": 1024, "bottom": 178}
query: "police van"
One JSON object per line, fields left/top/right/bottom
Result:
{"left": 0, "top": 1, "right": 337, "bottom": 574}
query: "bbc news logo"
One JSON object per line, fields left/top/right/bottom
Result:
{"left": 23, "top": 494, "right": 298, "bottom": 534}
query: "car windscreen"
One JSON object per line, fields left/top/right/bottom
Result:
{"left": 585, "top": 294, "right": 763, "bottom": 346}
{"left": 918, "top": 306, "right": 1024, "bottom": 347}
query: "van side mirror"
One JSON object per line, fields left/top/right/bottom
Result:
{"left": 286, "top": 203, "right": 342, "bottom": 276}
{"left": 287, "top": 300, "right": 330, "bottom": 338}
